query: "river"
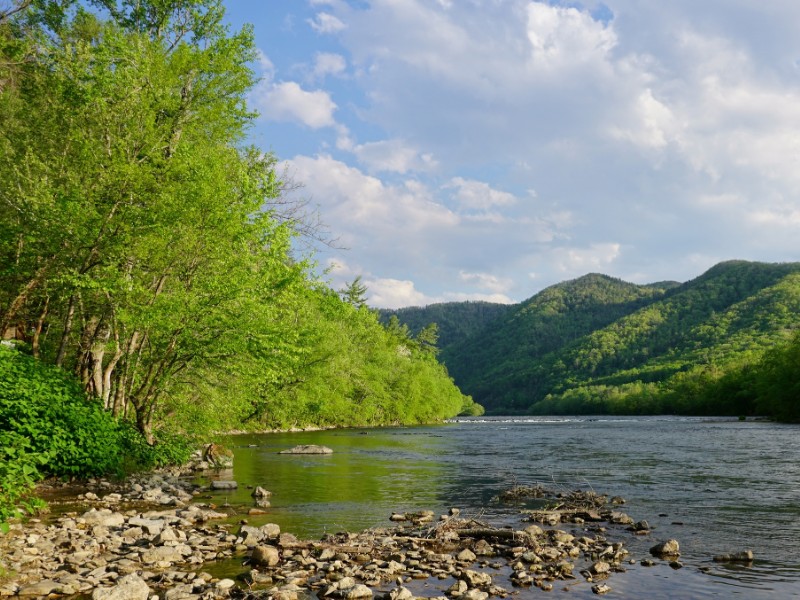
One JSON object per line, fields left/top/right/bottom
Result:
{"left": 206, "top": 416, "right": 800, "bottom": 599}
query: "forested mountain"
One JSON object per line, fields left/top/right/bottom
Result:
{"left": 388, "top": 261, "right": 800, "bottom": 417}
{"left": 440, "top": 274, "right": 676, "bottom": 411}
{"left": 379, "top": 301, "right": 513, "bottom": 350}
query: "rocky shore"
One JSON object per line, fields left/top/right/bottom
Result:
{"left": 0, "top": 470, "right": 692, "bottom": 600}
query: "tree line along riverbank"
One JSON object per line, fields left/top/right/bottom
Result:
{"left": 0, "top": 0, "right": 481, "bottom": 530}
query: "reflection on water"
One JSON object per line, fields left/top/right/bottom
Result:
{"left": 204, "top": 417, "right": 800, "bottom": 598}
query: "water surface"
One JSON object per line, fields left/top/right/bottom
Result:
{"left": 207, "top": 417, "right": 800, "bottom": 598}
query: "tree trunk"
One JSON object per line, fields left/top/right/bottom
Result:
{"left": 31, "top": 296, "right": 49, "bottom": 358}
{"left": 55, "top": 294, "right": 77, "bottom": 367}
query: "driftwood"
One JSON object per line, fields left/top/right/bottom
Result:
{"left": 281, "top": 541, "right": 374, "bottom": 554}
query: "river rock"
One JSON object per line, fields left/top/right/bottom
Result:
{"left": 140, "top": 544, "right": 192, "bottom": 564}
{"left": 279, "top": 445, "right": 334, "bottom": 454}
{"left": 589, "top": 561, "right": 611, "bottom": 576}
{"left": 203, "top": 443, "right": 234, "bottom": 469}
{"left": 260, "top": 523, "right": 281, "bottom": 539}
{"left": 523, "top": 524, "right": 544, "bottom": 537}
{"left": 215, "top": 579, "right": 236, "bottom": 592}
{"left": 650, "top": 539, "right": 680, "bottom": 557}
{"left": 81, "top": 509, "right": 125, "bottom": 527}
{"left": 457, "top": 548, "right": 477, "bottom": 562}
{"left": 238, "top": 525, "right": 264, "bottom": 546}
{"left": 252, "top": 486, "right": 272, "bottom": 499}
{"left": 389, "top": 513, "right": 407, "bottom": 522}
{"left": 127, "top": 517, "right": 166, "bottom": 535}
{"left": 460, "top": 569, "right": 492, "bottom": 588}
{"left": 592, "top": 583, "right": 612, "bottom": 595}
{"left": 632, "top": 520, "right": 650, "bottom": 532}
{"left": 210, "top": 480, "right": 238, "bottom": 490}
{"left": 448, "top": 580, "right": 468, "bottom": 596}
{"left": 252, "top": 545, "right": 280, "bottom": 567}
{"left": 389, "top": 587, "right": 413, "bottom": 600}
{"left": 91, "top": 574, "right": 151, "bottom": 600}
{"left": 17, "top": 580, "right": 61, "bottom": 596}
{"left": 340, "top": 584, "right": 373, "bottom": 599}
{"left": 154, "top": 526, "right": 180, "bottom": 545}
{"left": 713, "top": 550, "right": 754, "bottom": 563}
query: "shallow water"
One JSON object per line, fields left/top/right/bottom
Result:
{"left": 207, "top": 416, "right": 800, "bottom": 598}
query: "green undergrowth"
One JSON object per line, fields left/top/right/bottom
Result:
{"left": 0, "top": 344, "right": 193, "bottom": 532}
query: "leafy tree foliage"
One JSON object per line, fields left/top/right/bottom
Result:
{"left": 0, "top": 0, "right": 476, "bottom": 522}
{"left": 339, "top": 276, "right": 369, "bottom": 309}
{"left": 379, "top": 301, "right": 513, "bottom": 351}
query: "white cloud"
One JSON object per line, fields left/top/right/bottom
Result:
{"left": 366, "top": 278, "right": 432, "bottom": 309}
{"left": 285, "top": 154, "right": 458, "bottom": 233}
{"left": 364, "top": 278, "right": 515, "bottom": 309}
{"left": 313, "top": 52, "right": 347, "bottom": 79}
{"left": 350, "top": 139, "right": 436, "bottom": 174}
{"left": 549, "top": 243, "right": 622, "bottom": 274}
{"left": 459, "top": 271, "right": 513, "bottom": 294}
{"left": 748, "top": 207, "right": 800, "bottom": 227}
{"left": 525, "top": 2, "right": 617, "bottom": 72}
{"left": 251, "top": 0, "right": 800, "bottom": 306}
{"left": 252, "top": 81, "right": 337, "bottom": 129}
{"left": 308, "top": 12, "right": 346, "bottom": 34}
{"left": 255, "top": 49, "right": 275, "bottom": 78}
{"left": 608, "top": 88, "right": 677, "bottom": 149}
{"left": 445, "top": 178, "right": 516, "bottom": 211}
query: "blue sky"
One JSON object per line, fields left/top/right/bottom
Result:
{"left": 223, "top": 0, "right": 800, "bottom": 308}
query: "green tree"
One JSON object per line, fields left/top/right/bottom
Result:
{"left": 0, "top": 1, "right": 305, "bottom": 439}
{"left": 339, "top": 275, "right": 368, "bottom": 309}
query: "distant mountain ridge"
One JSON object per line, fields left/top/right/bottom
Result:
{"left": 383, "top": 260, "right": 800, "bottom": 415}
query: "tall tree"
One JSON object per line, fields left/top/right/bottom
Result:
{"left": 0, "top": 1, "right": 304, "bottom": 439}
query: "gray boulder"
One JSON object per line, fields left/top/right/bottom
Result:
{"left": 278, "top": 445, "right": 333, "bottom": 454}
{"left": 210, "top": 480, "right": 238, "bottom": 490}
{"left": 91, "top": 574, "right": 150, "bottom": 600}
{"left": 650, "top": 539, "right": 680, "bottom": 557}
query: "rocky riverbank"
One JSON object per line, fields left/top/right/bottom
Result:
{"left": 0, "top": 471, "right": 690, "bottom": 600}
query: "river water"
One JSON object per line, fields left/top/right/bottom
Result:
{"left": 208, "top": 416, "right": 800, "bottom": 599}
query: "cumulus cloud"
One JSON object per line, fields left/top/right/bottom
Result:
{"left": 250, "top": 53, "right": 338, "bottom": 129}
{"left": 284, "top": 154, "right": 458, "bottom": 238}
{"left": 351, "top": 139, "right": 437, "bottom": 174}
{"left": 548, "top": 243, "right": 622, "bottom": 274}
{"left": 244, "top": 0, "right": 800, "bottom": 306}
{"left": 308, "top": 12, "right": 346, "bottom": 34}
{"left": 459, "top": 271, "right": 514, "bottom": 294}
{"left": 441, "top": 292, "right": 515, "bottom": 305}
{"left": 256, "top": 81, "right": 337, "bottom": 128}
{"left": 525, "top": 2, "right": 617, "bottom": 72}
{"left": 365, "top": 278, "right": 432, "bottom": 309}
{"left": 312, "top": 52, "right": 347, "bottom": 79}
{"left": 445, "top": 178, "right": 516, "bottom": 212}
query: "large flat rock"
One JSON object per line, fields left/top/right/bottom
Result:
{"left": 278, "top": 444, "right": 333, "bottom": 455}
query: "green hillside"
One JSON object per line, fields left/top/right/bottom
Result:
{"left": 379, "top": 301, "right": 513, "bottom": 350}
{"left": 441, "top": 274, "right": 676, "bottom": 411}
{"left": 532, "top": 261, "right": 800, "bottom": 415}
{"left": 388, "top": 261, "right": 800, "bottom": 417}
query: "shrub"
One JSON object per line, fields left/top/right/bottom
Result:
{"left": 0, "top": 345, "right": 124, "bottom": 478}
{"left": 117, "top": 422, "right": 195, "bottom": 470}
{"left": 0, "top": 430, "right": 48, "bottom": 533}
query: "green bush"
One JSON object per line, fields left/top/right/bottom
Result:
{"left": 0, "top": 345, "right": 124, "bottom": 478}
{"left": 117, "top": 422, "right": 195, "bottom": 470}
{"left": 0, "top": 430, "right": 48, "bottom": 533}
